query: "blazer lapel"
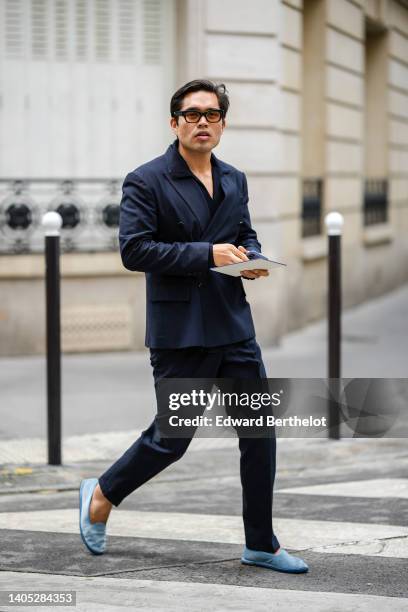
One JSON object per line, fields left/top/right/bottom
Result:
{"left": 163, "top": 142, "right": 241, "bottom": 242}
{"left": 163, "top": 174, "right": 211, "bottom": 234}
{"left": 164, "top": 142, "right": 211, "bottom": 235}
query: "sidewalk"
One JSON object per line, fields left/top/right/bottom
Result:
{"left": 0, "top": 286, "right": 407, "bottom": 610}
{"left": 0, "top": 437, "right": 407, "bottom": 610}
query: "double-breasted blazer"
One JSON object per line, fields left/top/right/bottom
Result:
{"left": 119, "top": 141, "right": 262, "bottom": 348}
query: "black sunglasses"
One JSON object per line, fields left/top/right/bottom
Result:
{"left": 172, "top": 108, "right": 225, "bottom": 123}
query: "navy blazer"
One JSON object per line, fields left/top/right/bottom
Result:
{"left": 119, "top": 141, "right": 262, "bottom": 349}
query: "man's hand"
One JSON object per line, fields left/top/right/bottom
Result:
{"left": 212, "top": 243, "right": 249, "bottom": 266}
{"left": 237, "top": 246, "right": 269, "bottom": 280}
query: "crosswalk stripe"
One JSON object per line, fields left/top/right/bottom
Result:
{"left": 0, "top": 509, "right": 407, "bottom": 557}
{"left": 1, "top": 572, "right": 408, "bottom": 612}
{"left": 312, "top": 536, "right": 408, "bottom": 558}
{"left": 279, "top": 478, "right": 408, "bottom": 499}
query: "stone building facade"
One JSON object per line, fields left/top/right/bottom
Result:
{"left": 0, "top": 0, "right": 407, "bottom": 355}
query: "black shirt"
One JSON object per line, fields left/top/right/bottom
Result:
{"left": 190, "top": 160, "right": 223, "bottom": 219}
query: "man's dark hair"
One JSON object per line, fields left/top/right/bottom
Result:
{"left": 170, "top": 79, "right": 230, "bottom": 119}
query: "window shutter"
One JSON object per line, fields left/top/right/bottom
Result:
{"left": 55, "top": 0, "right": 68, "bottom": 60}
{"left": 75, "top": 0, "right": 88, "bottom": 60}
{"left": 143, "top": 0, "right": 162, "bottom": 65}
{"left": 5, "top": 0, "right": 24, "bottom": 59}
{"left": 31, "top": 0, "right": 48, "bottom": 59}
{"left": 95, "top": 0, "right": 111, "bottom": 61}
{"left": 118, "top": 0, "right": 136, "bottom": 62}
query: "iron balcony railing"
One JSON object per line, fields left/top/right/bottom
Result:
{"left": 0, "top": 178, "right": 121, "bottom": 254}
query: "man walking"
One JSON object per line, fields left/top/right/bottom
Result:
{"left": 79, "top": 80, "right": 308, "bottom": 573}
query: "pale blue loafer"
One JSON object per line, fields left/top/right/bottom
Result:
{"left": 241, "top": 546, "right": 308, "bottom": 573}
{"left": 79, "top": 478, "right": 106, "bottom": 555}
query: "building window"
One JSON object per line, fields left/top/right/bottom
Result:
{"left": 364, "top": 179, "right": 388, "bottom": 226}
{"left": 301, "top": 0, "right": 325, "bottom": 239}
{"left": 363, "top": 20, "right": 388, "bottom": 227}
{"left": 302, "top": 178, "right": 323, "bottom": 237}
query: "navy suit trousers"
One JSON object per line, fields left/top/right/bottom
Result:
{"left": 98, "top": 337, "right": 280, "bottom": 553}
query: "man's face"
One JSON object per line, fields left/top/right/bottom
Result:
{"left": 170, "top": 90, "right": 225, "bottom": 154}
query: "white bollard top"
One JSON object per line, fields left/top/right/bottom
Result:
{"left": 42, "top": 211, "right": 63, "bottom": 236}
{"left": 325, "top": 212, "right": 344, "bottom": 236}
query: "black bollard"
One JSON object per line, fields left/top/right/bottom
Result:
{"left": 42, "top": 212, "right": 63, "bottom": 465}
{"left": 325, "top": 212, "right": 344, "bottom": 440}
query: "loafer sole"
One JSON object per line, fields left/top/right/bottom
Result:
{"left": 241, "top": 557, "right": 308, "bottom": 574}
